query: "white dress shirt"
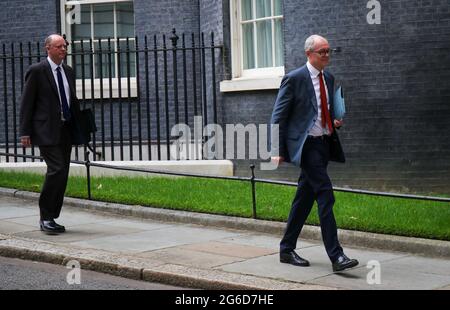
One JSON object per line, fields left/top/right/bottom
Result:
{"left": 306, "top": 61, "right": 330, "bottom": 137}
{"left": 47, "top": 57, "right": 70, "bottom": 120}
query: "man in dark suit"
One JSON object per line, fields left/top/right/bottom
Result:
{"left": 20, "top": 34, "right": 81, "bottom": 234}
{"left": 271, "top": 35, "right": 358, "bottom": 272}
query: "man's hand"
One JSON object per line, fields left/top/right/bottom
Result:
{"left": 21, "top": 136, "right": 31, "bottom": 147}
{"left": 271, "top": 156, "right": 285, "bottom": 166}
{"left": 334, "top": 119, "right": 343, "bottom": 128}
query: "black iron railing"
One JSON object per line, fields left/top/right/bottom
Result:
{"left": 0, "top": 29, "right": 222, "bottom": 163}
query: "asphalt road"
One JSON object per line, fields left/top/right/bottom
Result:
{"left": 0, "top": 256, "right": 188, "bottom": 290}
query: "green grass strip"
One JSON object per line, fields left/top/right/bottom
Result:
{"left": 0, "top": 170, "right": 449, "bottom": 240}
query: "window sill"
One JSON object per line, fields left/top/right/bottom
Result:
{"left": 75, "top": 78, "right": 138, "bottom": 99}
{"left": 220, "top": 76, "right": 282, "bottom": 92}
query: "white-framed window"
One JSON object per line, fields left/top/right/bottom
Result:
{"left": 233, "top": 0, "right": 284, "bottom": 77}
{"left": 61, "top": 0, "right": 136, "bottom": 98}
{"left": 223, "top": 0, "right": 284, "bottom": 92}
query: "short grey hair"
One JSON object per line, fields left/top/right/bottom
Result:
{"left": 304, "top": 35, "right": 327, "bottom": 52}
{"left": 45, "top": 34, "right": 62, "bottom": 47}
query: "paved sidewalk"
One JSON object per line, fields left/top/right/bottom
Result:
{"left": 0, "top": 194, "right": 449, "bottom": 290}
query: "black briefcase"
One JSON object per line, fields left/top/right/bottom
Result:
{"left": 71, "top": 108, "right": 97, "bottom": 145}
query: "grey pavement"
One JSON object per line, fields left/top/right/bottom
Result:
{"left": 0, "top": 192, "right": 449, "bottom": 290}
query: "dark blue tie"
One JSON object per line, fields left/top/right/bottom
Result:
{"left": 56, "top": 66, "right": 71, "bottom": 121}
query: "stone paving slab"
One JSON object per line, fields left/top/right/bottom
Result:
{"left": 217, "top": 245, "right": 408, "bottom": 284}
{"left": 70, "top": 224, "right": 242, "bottom": 253}
{"left": 137, "top": 247, "right": 245, "bottom": 268}
{"left": 3, "top": 211, "right": 113, "bottom": 227}
{"left": 0, "top": 196, "right": 36, "bottom": 210}
{"left": 141, "top": 263, "right": 329, "bottom": 290}
{"left": 310, "top": 255, "right": 450, "bottom": 290}
{"left": 0, "top": 205, "right": 38, "bottom": 220}
{"left": 0, "top": 221, "right": 37, "bottom": 235}
{"left": 97, "top": 218, "right": 176, "bottom": 231}
{"left": 179, "top": 241, "right": 277, "bottom": 258}
{"left": 393, "top": 256, "right": 450, "bottom": 277}
{"left": 221, "top": 233, "right": 317, "bottom": 249}
{"left": 316, "top": 267, "right": 449, "bottom": 290}
{"left": 218, "top": 251, "right": 332, "bottom": 283}
{"left": 13, "top": 223, "right": 146, "bottom": 243}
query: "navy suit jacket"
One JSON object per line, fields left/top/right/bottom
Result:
{"left": 270, "top": 64, "right": 345, "bottom": 166}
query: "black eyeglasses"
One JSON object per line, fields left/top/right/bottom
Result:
{"left": 312, "top": 49, "right": 332, "bottom": 56}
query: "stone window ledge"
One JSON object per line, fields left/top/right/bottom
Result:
{"left": 220, "top": 76, "right": 282, "bottom": 92}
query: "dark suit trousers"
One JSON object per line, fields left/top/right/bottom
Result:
{"left": 38, "top": 122, "right": 72, "bottom": 221}
{"left": 280, "top": 136, "right": 343, "bottom": 262}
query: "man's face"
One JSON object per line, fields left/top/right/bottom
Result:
{"left": 46, "top": 36, "right": 67, "bottom": 64}
{"left": 306, "top": 39, "right": 331, "bottom": 71}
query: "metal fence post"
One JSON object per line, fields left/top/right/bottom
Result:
{"left": 85, "top": 151, "right": 92, "bottom": 200}
{"left": 2, "top": 44, "right": 9, "bottom": 163}
{"left": 170, "top": 28, "right": 180, "bottom": 160}
{"left": 250, "top": 164, "right": 257, "bottom": 219}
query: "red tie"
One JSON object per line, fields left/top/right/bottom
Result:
{"left": 318, "top": 72, "right": 333, "bottom": 134}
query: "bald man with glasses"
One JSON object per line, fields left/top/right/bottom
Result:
{"left": 271, "top": 34, "right": 358, "bottom": 272}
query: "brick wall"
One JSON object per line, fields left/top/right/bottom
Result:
{"left": 0, "top": 0, "right": 58, "bottom": 43}
{"left": 1, "top": 0, "right": 449, "bottom": 194}
{"left": 0, "top": 0, "right": 58, "bottom": 148}
{"left": 224, "top": 0, "right": 450, "bottom": 194}
{"left": 198, "top": 0, "right": 228, "bottom": 126}
{"left": 134, "top": 0, "right": 199, "bottom": 36}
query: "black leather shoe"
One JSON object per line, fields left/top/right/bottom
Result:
{"left": 332, "top": 254, "right": 359, "bottom": 272}
{"left": 39, "top": 220, "right": 64, "bottom": 234}
{"left": 280, "top": 251, "right": 310, "bottom": 267}
{"left": 50, "top": 220, "right": 65, "bottom": 232}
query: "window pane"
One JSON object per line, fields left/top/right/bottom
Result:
{"left": 73, "top": 42, "right": 92, "bottom": 79}
{"left": 256, "top": 20, "right": 272, "bottom": 68}
{"left": 242, "top": 23, "right": 255, "bottom": 69}
{"left": 72, "top": 5, "right": 91, "bottom": 41}
{"left": 93, "top": 4, "right": 114, "bottom": 39}
{"left": 274, "top": 19, "right": 284, "bottom": 66}
{"left": 241, "top": 0, "right": 253, "bottom": 21}
{"left": 94, "top": 41, "right": 116, "bottom": 79}
{"left": 119, "top": 40, "right": 136, "bottom": 78}
{"left": 117, "top": 2, "right": 135, "bottom": 38}
{"left": 274, "top": 0, "right": 282, "bottom": 16}
{"left": 256, "top": 0, "right": 271, "bottom": 18}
